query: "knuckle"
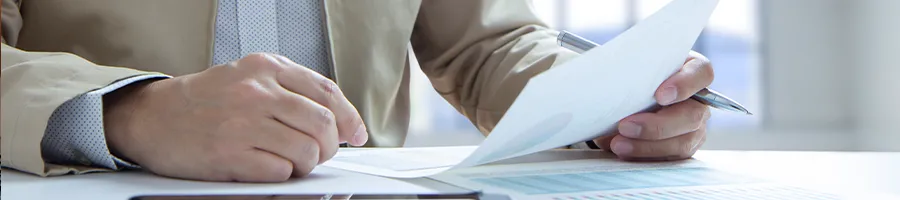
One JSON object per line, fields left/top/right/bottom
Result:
{"left": 652, "top": 123, "right": 665, "bottom": 139}
{"left": 207, "top": 144, "right": 235, "bottom": 167}
{"left": 296, "top": 141, "right": 321, "bottom": 176}
{"left": 305, "top": 140, "right": 322, "bottom": 160}
{"left": 679, "top": 140, "right": 694, "bottom": 155}
{"left": 343, "top": 113, "right": 363, "bottom": 130}
{"left": 242, "top": 52, "right": 274, "bottom": 64}
{"left": 696, "top": 132, "right": 707, "bottom": 150}
{"left": 206, "top": 146, "right": 244, "bottom": 180}
{"left": 645, "top": 143, "right": 664, "bottom": 155}
{"left": 303, "top": 139, "right": 321, "bottom": 160}
{"left": 259, "top": 161, "right": 293, "bottom": 182}
{"left": 241, "top": 53, "right": 285, "bottom": 72}
{"left": 308, "top": 122, "right": 328, "bottom": 139}
{"left": 320, "top": 144, "right": 338, "bottom": 162}
{"left": 300, "top": 107, "right": 336, "bottom": 147}
{"left": 294, "top": 166, "right": 315, "bottom": 178}
{"left": 677, "top": 140, "right": 697, "bottom": 158}
{"left": 679, "top": 132, "right": 704, "bottom": 157}
{"left": 304, "top": 106, "right": 335, "bottom": 136}
{"left": 689, "top": 106, "right": 709, "bottom": 129}
{"left": 317, "top": 78, "right": 338, "bottom": 107}
{"left": 634, "top": 122, "right": 659, "bottom": 140}
{"left": 313, "top": 108, "right": 337, "bottom": 132}
{"left": 294, "top": 166, "right": 316, "bottom": 178}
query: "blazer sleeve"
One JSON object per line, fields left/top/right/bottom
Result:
{"left": 1, "top": 0, "right": 163, "bottom": 176}
{"left": 411, "top": 0, "right": 579, "bottom": 135}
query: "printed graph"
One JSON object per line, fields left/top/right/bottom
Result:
{"left": 471, "top": 167, "right": 758, "bottom": 195}
{"left": 547, "top": 184, "right": 841, "bottom": 200}
{"left": 470, "top": 167, "right": 840, "bottom": 199}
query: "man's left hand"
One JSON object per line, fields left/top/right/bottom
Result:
{"left": 593, "top": 51, "right": 714, "bottom": 161}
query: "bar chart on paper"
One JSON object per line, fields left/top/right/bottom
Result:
{"left": 542, "top": 185, "right": 842, "bottom": 200}
{"left": 469, "top": 167, "right": 758, "bottom": 195}
{"left": 431, "top": 161, "right": 844, "bottom": 200}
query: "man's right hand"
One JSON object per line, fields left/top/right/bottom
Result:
{"left": 102, "top": 53, "right": 368, "bottom": 182}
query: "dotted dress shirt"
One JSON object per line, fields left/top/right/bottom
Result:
{"left": 40, "top": 0, "right": 333, "bottom": 169}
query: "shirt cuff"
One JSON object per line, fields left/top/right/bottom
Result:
{"left": 41, "top": 74, "right": 170, "bottom": 170}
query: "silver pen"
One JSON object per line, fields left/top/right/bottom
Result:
{"left": 556, "top": 30, "right": 752, "bottom": 115}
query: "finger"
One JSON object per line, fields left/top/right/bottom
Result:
{"left": 618, "top": 100, "right": 710, "bottom": 140}
{"left": 609, "top": 126, "right": 706, "bottom": 160}
{"left": 272, "top": 56, "right": 368, "bottom": 146}
{"left": 592, "top": 134, "right": 615, "bottom": 152}
{"left": 228, "top": 149, "right": 294, "bottom": 182}
{"left": 656, "top": 55, "right": 714, "bottom": 106}
{"left": 253, "top": 119, "right": 326, "bottom": 176}
{"left": 269, "top": 91, "right": 338, "bottom": 163}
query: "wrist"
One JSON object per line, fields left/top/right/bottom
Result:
{"left": 103, "top": 78, "right": 164, "bottom": 164}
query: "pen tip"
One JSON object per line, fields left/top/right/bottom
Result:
{"left": 745, "top": 110, "right": 753, "bottom": 115}
{"left": 729, "top": 105, "right": 753, "bottom": 115}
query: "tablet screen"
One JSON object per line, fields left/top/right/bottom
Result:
{"left": 130, "top": 193, "right": 484, "bottom": 200}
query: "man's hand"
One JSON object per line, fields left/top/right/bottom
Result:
{"left": 594, "top": 51, "right": 713, "bottom": 161}
{"left": 103, "top": 53, "right": 368, "bottom": 182}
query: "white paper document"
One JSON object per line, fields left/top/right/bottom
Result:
{"left": 429, "top": 159, "right": 844, "bottom": 200}
{"left": 323, "top": 0, "right": 719, "bottom": 178}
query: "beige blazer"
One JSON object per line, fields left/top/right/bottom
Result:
{"left": 1, "top": 0, "right": 577, "bottom": 176}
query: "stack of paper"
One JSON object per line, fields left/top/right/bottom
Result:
{"left": 323, "top": 0, "right": 719, "bottom": 178}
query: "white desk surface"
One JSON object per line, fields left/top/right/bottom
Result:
{"left": 3, "top": 149, "right": 899, "bottom": 200}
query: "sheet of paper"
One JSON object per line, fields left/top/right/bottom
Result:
{"left": 453, "top": 0, "right": 719, "bottom": 168}
{"left": 323, "top": 0, "right": 719, "bottom": 178}
{"left": 429, "top": 159, "right": 844, "bottom": 200}
{"left": 323, "top": 146, "right": 476, "bottom": 178}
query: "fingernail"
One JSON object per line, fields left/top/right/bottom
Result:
{"left": 612, "top": 141, "right": 633, "bottom": 155}
{"left": 686, "top": 58, "right": 703, "bottom": 70}
{"left": 660, "top": 86, "right": 677, "bottom": 105}
{"left": 352, "top": 124, "right": 367, "bottom": 146}
{"left": 619, "top": 122, "right": 642, "bottom": 138}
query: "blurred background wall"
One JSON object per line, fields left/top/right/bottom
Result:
{"left": 404, "top": 0, "right": 900, "bottom": 152}
{"left": 851, "top": 0, "right": 900, "bottom": 151}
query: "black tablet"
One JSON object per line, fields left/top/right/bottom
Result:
{"left": 130, "top": 192, "right": 510, "bottom": 200}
